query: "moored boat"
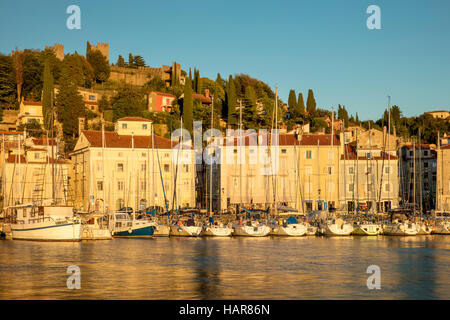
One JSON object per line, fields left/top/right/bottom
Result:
{"left": 270, "top": 216, "right": 307, "bottom": 236}
{"left": 318, "top": 218, "right": 354, "bottom": 236}
{"left": 109, "top": 210, "right": 155, "bottom": 238}
{"left": 9, "top": 205, "right": 82, "bottom": 241}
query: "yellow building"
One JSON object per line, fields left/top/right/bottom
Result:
{"left": 208, "top": 132, "right": 342, "bottom": 213}
{"left": 436, "top": 143, "right": 450, "bottom": 211}
{"left": 426, "top": 110, "right": 449, "bottom": 120}
{"left": 70, "top": 117, "right": 196, "bottom": 212}
{"left": 1, "top": 134, "right": 70, "bottom": 207}
{"left": 17, "top": 100, "right": 44, "bottom": 126}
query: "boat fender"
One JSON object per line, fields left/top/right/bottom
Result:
{"left": 128, "top": 228, "right": 132, "bottom": 234}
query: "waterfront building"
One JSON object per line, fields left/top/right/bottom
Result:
{"left": 69, "top": 117, "right": 195, "bottom": 212}
{"left": 206, "top": 132, "right": 342, "bottom": 214}
{"left": 339, "top": 144, "right": 399, "bottom": 213}
{"left": 399, "top": 144, "right": 437, "bottom": 211}
{"left": 0, "top": 132, "right": 70, "bottom": 207}
{"left": 147, "top": 91, "right": 177, "bottom": 112}
{"left": 17, "top": 100, "right": 44, "bottom": 126}
{"left": 436, "top": 142, "right": 450, "bottom": 211}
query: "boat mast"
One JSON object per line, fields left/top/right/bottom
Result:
{"left": 329, "top": 107, "right": 334, "bottom": 210}
{"left": 209, "top": 96, "right": 214, "bottom": 214}
{"left": 274, "top": 88, "right": 278, "bottom": 216}
{"left": 436, "top": 132, "right": 440, "bottom": 212}
{"left": 413, "top": 139, "right": 416, "bottom": 211}
{"left": 387, "top": 96, "right": 391, "bottom": 211}
{"left": 102, "top": 122, "right": 106, "bottom": 214}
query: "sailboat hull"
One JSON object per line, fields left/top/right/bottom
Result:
{"left": 383, "top": 223, "right": 419, "bottom": 236}
{"left": 12, "top": 221, "right": 82, "bottom": 241}
{"left": 112, "top": 224, "right": 154, "bottom": 238}
{"left": 153, "top": 224, "right": 170, "bottom": 237}
{"left": 232, "top": 225, "right": 271, "bottom": 237}
{"left": 270, "top": 224, "right": 307, "bottom": 236}
{"left": 318, "top": 223, "right": 353, "bottom": 236}
{"left": 352, "top": 224, "right": 381, "bottom": 236}
{"left": 202, "top": 225, "right": 232, "bottom": 237}
{"left": 170, "top": 225, "right": 202, "bottom": 237}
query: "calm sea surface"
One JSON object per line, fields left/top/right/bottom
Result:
{"left": 0, "top": 236, "right": 449, "bottom": 299}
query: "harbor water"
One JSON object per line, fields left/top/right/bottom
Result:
{"left": 0, "top": 236, "right": 449, "bottom": 299}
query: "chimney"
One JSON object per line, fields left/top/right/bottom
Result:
{"left": 204, "top": 89, "right": 210, "bottom": 98}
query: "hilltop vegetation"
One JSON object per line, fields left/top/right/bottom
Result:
{"left": 0, "top": 46, "right": 448, "bottom": 150}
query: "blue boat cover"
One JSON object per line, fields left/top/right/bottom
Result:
{"left": 287, "top": 217, "right": 297, "bottom": 224}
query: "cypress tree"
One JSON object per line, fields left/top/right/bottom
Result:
{"left": 244, "top": 86, "right": 258, "bottom": 128}
{"left": 226, "top": 75, "right": 237, "bottom": 126}
{"left": 116, "top": 55, "right": 125, "bottom": 67}
{"left": 297, "top": 92, "right": 305, "bottom": 115}
{"left": 306, "top": 89, "right": 316, "bottom": 116}
{"left": 86, "top": 41, "right": 92, "bottom": 55}
{"left": 183, "top": 77, "right": 193, "bottom": 132}
{"left": 128, "top": 53, "right": 134, "bottom": 68}
{"left": 42, "top": 59, "right": 54, "bottom": 129}
{"left": 288, "top": 89, "right": 297, "bottom": 115}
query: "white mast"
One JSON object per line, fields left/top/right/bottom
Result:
{"left": 209, "top": 96, "right": 213, "bottom": 214}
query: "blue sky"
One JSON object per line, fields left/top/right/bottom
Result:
{"left": 1, "top": 0, "right": 449, "bottom": 120}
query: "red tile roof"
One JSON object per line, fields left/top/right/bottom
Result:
{"left": 299, "top": 134, "right": 340, "bottom": 146}
{"left": 6, "top": 154, "right": 67, "bottom": 164}
{"left": 149, "top": 91, "right": 176, "bottom": 98}
{"left": 192, "top": 93, "right": 212, "bottom": 104}
{"left": 85, "top": 101, "right": 98, "bottom": 105}
{"left": 117, "top": 117, "right": 152, "bottom": 122}
{"left": 32, "top": 137, "right": 57, "bottom": 146}
{"left": 80, "top": 130, "right": 177, "bottom": 149}
{"left": 22, "top": 101, "right": 42, "bottom": 106}
{"left": 441, "top": 144, "right": 450, "bottom": 150}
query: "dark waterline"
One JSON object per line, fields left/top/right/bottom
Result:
{"left": 0, "top": 236, "right": 449, "bottom": 299}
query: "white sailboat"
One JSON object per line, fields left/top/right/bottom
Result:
{"left": 9, "top": 204, "right": 82, "bottom": 241}
{"left": 270, "top": 216, "right": 307, "bottom": 236}
{"left": 383, "top": 220, "right": 419, "bottom": 236}
{"left": 170, "top": 217, "right": 203, "bottom": 236}
{"left": 232, "top": 218, "right": 271, "bottom": 237}
{"left": 318, "top": 217, "right": 354, "bottom": 236}
{"left": 352, "top": 221, "right": 382, "bottom": 236}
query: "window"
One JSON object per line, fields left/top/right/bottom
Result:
{"left": 424, "top": 150, "right": 428, "bottom": 156}
{"left": 328, "top": 150, "right": 334, "bottom": 160}
{"left": 141, "top": 163, "right": 146, "bottom": 172}
{"left": 281, "top": 149, "right": 287, "bottom": 154}
{"left": 140, "top": 181, "right": 146, "bottom": 191}
{"left": 117, "top": 163, "right": 124, "bottom": 172}
{"left": 424, "top": 162, "right": 428, "bottom": 168}
{"left": 385, "top": 183, "right": 390, "bottom": 192}
{"left": 327, "top": 166, "right": 333, "bottom": 175}
{"left": 348, "top": 167, "right": 354, "bottom": 174}
{"left": 306, "top": 150, "right": 312, "bottom": 159}
{"left": 142, "top": 153, "right": 146, "bottom": 157}
{"left": 164, "top": 164, "right": 170, "bottom": 172}
{"left": 97, "top": 181, "right": 103, "bottom": 191}
{"left": 118, "top": 152, "right": 123, "bottom": 157}
{"left": 116, "top": 199, "right": 124, "bottom": 210}
{"left": 367, "top": 184, "right": 373, "bottom": 192}
{"left": 142, "top": 124, "right": 148, "bottom": 130}
{"left": 366, "top": 152, "right": 371, "bottom": 159}
{"left": 89, "top": 95, "right": 96, "bottom": 101}
{"left": 122, "top": 123, "right": 127, "bottom": 129}
{"left": 385, "top": 166, "right": 390, "bottom": 174}
{"left": 348, "top": 184, "right": 354, "bottom": 192}
{"left": 118, "top": 181, "right": 124, "bottom": 191}
{"left": 34, "top": 153, "right": 40, "bottom": 159}
{"left": 184, "top": 164, "right": 189, "bottom": 173}
{"left": 305, "top": 167, "right": 312, "bottom": 176}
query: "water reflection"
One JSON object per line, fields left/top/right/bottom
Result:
{"left": 0, "top": 236, "right": 448, "bottom": 299}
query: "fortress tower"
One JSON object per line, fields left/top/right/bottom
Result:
{"left": 91, "top": 42, "right": 109, "bottom": 62}
{"left": 44, "top": 43, "right": 64, "bottom": 60}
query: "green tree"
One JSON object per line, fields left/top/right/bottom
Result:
{"left": 55, "top": 66, "right": 85, "bottom": 143}
{"left": 116, "top": 55, "right": 125, "bottom": 67}
{"left": 17, "top": 119, "right": 44, "bottom": 138}
{"left": 87, "top": 50, "right": 110, "bottom": 83}
{"left": 111, "top": 85, "right": 146, "bottom": 121}
{"left": 288, "top": 89, "right": 297, "bottom": 113}
{"left": 134, "top": 55, "right": 145, "bottom": 67}
{"left": 63, "top": 53, "right": 94, "bottom": 87}
{"left": 0, "top": 54, "right": 16, "bottom": 107}
{"left": 306, "top": 89, "right": 316, "bottom": 116}
{"left": 243, "top": 86, "right": 258, "bottom": 129}
{"left": 128, "top": 53, "right": 134, "bottom": 68}
{"left": 226, "top": 75, "right": 237, "bottom": 126}
{"left": 98, "top": 95, "right": 109, "bottom": 113}
{"left": 41, "top": 59, "right": 54, "bottom": 129}
{"left": 297, "top": 92, "right": 305, "bottom": 116}
{"left": 183, "top": 77, "right": 193, "bottom": 132}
